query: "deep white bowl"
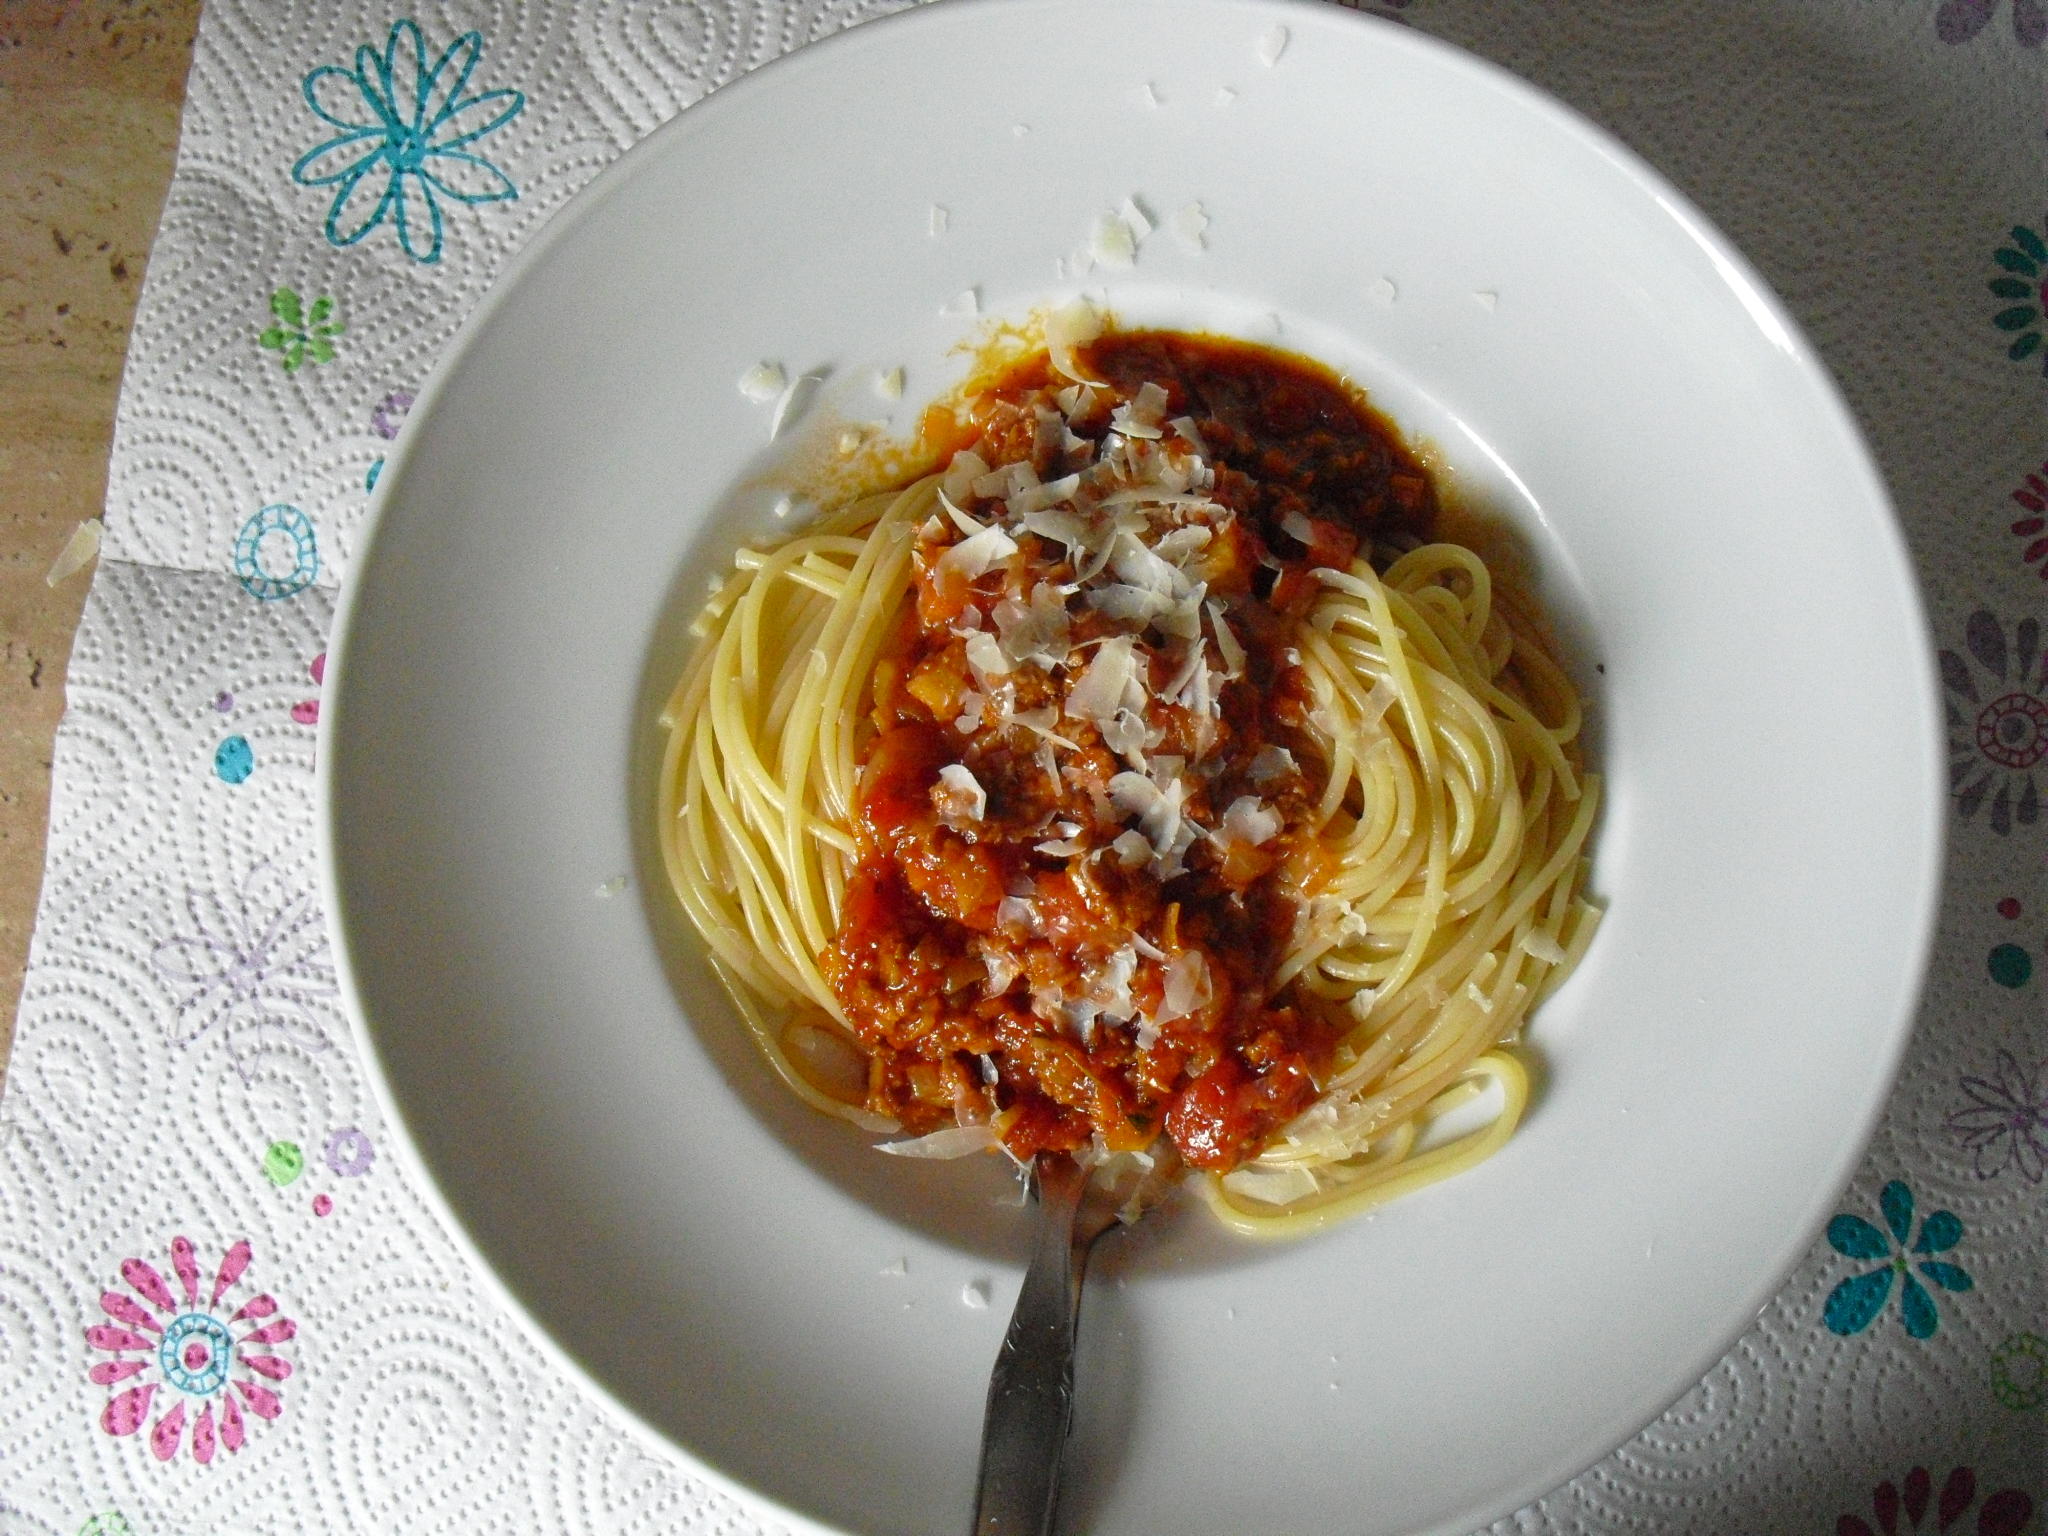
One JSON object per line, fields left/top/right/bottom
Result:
{"left": 320, "top": 2, "right": 1942, "bottom": 1532}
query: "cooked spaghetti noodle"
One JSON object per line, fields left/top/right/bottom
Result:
{"left": 657, "top": 324, "right": 1598, "bottom": 1235}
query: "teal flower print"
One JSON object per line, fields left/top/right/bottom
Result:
{"left": 289, "top": 19, "right": 524, "bottom": 265}
{"left": 1823, "top": 1180, "right": 1973, "bottom": 1338}
{"left": 1989, "top": 223, "right": 2048, "bottom": 375}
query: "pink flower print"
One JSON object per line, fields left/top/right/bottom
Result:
{"left": 291, "top": 651, "right": 326, "bottom": 726}
{"left": 1940, "top": 611, "right": 2048, "bottom": 832}
{"left": 85, "top": 1237, "right": 297, "bottom": 1463}
{"left": 1837, "top": 1466, "right": 2034, "bottom": 1535}
{"left": 2010, "top": 459, "right": 2048, "bottom": 578}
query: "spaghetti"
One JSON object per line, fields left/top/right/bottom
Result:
{"left": 657, "top": 323, "right": 1599, "bottom": 1235}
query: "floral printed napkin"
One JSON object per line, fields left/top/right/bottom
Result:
{"left": 3, "top": 2, "right": 2042, "bottom": 1533}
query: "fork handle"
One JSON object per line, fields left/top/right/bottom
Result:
{"left": 970, "top": 1155, "right": 1089, "bottom": 1536}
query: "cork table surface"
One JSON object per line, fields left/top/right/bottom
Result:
{"left": 0, "top": 2, "right": 200, "bottom": 1082}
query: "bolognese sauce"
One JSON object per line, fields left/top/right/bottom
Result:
{"left": 818, "top": 331, "right": 1440, "bottom": 1172}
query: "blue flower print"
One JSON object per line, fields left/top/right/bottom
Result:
{"left": 1823, "top": 1180, "right": 1973, "bottom": 1338}
{"left": 290, "top": 19, "right": 524, "bottom": 265}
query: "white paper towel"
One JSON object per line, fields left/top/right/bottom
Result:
{"left": 5, "top": 2, "right": 2043, "bottom": 1531}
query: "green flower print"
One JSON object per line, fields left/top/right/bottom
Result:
{"left": 257, "top": 287, "right": 344, "bottom": 372}
{"left": 1992, "top": 1331, "right": 2048, "bottom": 1411}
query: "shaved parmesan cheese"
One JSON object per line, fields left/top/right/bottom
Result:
{"left": 1009, "top": 707, "right": 1081, "bottom": 750}
{"left": 1110, "top": 530, "right": 1186, "bottom": 597}
{"left": 44, "top": 518, "right": 100, "bottom": 585}
{"left": 877, "top": 1124, "right": 999, "bottom": 1159}
{"left": 1108, "top": 770, "right": 1198, "bottom": 877}
{"left": 737, "top": 362, "right": 785, "bottom": 403}
{"left": 1222, "top": 1162, "right": 1321, "bottom": 1205}
{"left": 1101, "top": 709, "right": 1157, "bottom": 761}
{"left": 1207, "top": 600, "right": 1245, "bottom": 676}
{"left": 876, "top": 366, "right": 906, "bottom": 400}
{"left": 933, "top": 763, "right": 987, "bottom": 824}
{"left": 992, "top": 585, "right": 1071, "bottom": 669}
{"left": 1371, "top": 275, "right": 1398, "bottom": 305}
{"left": 1119, "top": 196, "right": 1155, "bottom": 244}
{"left": 997, "top": 896, "right": 1038, "bottom": 936}
{"left": 1089, "top": 210, "right": 1139, "bottom": 269}
{"left": 1158, "top": 950, "right": 1213, "bottom": 1022}
{"left": 1047, "top": 298, "right": 1105, "bottom": 386}
{"left": 1108, "top": 770, "right": 1161, "bottom": 820}
{"left": 1111, "top": 829, "right": 1153, "bottom": 868}
{"left": 975, "top": 460, "right": 1038, "bottom": 501}
{"left": 1087, "top": 945, "right": 1139, "bottom": 1019}
{"left": 1062, "top": 999, "right": 1102, "bottom": 1045}
{"left": 1520, "top": 928, "right": 1568, "bottom": 965}
{"left": 769, "top": 371, "right": 822, "bottom": 440}
{"left": 1140, "top": 80, "right": 1162, "bottom": 107}
{"left": 1170, "top": 201, "right": 1209, "bottom": 251}
{"left": 929, "top": 204, "right": 949, "bottom": 235}
{"left": 942, "top": 449, "right": 990, "bottom": 505}
{"left": 1219, "top": 795, "right": 1281, "bottom": 847}
{"left": 1169, "top": 414, "right": 1212, "bottom": 456}
{"left": 1067, "top": 635, "right": 1147, "bottom": 724}
{"left": 963, "top": 631, "right": 1012, "bottom": 690}
{"left": 1035, "top": 821, "right": 1087, "bottom": 857}
{"left": 1474, "top": 290, "right": 1499, "bottom": 312}
{"left": 1215, "top": 86, "right": 1238, "bottom": 106}
{"left": 1009, "top": 472, "right": 1081, "bottom": 516}
{"left": 939, "top": 488, "right": 985, "bottom": 537}
{"left": 1257, "top": 24, "right": 1289, "bottom": 65}
{"left": 983, "top": 949, "right": 1022, "bottom": 995}
{"left": 1089, "top": 583, "right": 1173, "bottom": 626}
{"left": 1248, "top": 745, "right": 1297, "bottom": 786}
{"left": 1108, "top": 393, "right": 1168, "bottom": 441}
{"left": 937, "top": 523, "right": 1019, "bottom": 583}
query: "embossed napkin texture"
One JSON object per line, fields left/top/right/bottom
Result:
{"left": 4, "top": 2, "right": 2043, "bottom": 1532}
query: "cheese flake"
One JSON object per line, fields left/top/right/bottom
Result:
{"left": 937, "top": 523, "right": 1019, "bottom": 584}
{"left": 737, "top": 362, "right": 786, "bottom": 403}
{"left": 933, "top": 763, "right": 987, "bottom": 824}
{"left": 1089, "top": 211, "right": 1139, "bottom": 270}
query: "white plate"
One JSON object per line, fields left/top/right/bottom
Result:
{"left": 319, "top": 2, "right": 1942, "bottom": 1532}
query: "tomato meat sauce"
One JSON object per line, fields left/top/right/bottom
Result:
{"left": 819, "top": 331, "right": 1439, "bottom": 1172}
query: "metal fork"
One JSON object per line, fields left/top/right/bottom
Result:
{"left": 969, "top": 1152, "right": 1160, "bottom": 1536}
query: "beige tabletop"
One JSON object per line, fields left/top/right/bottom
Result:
{"left": 0, "top": 2, "right": 200, "bottom": 1081}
